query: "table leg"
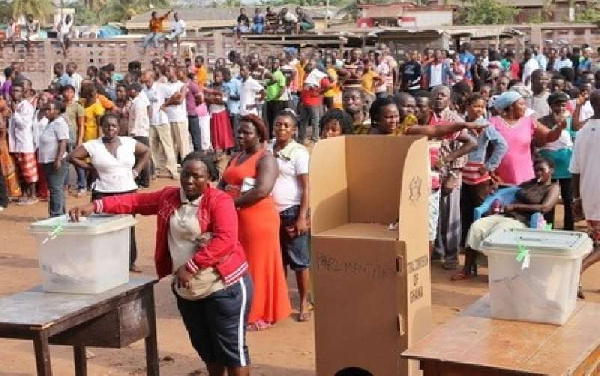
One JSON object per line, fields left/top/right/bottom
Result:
{"left": 33, "top": 331, "right": 52, "bottom": 376}
{"left": 74, "top": 345, "right": 87, "bottom": 376}
{"left": 145, "top": 288, "right": 159, "bottom": 376}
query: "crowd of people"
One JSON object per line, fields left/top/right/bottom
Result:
{"left": 1, "top": 41, "right": 600, "bottom": 375}
{"left": 233, "top": 6, "right": 315, "bottom": 36}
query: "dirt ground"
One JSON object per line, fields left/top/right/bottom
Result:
{"left": 0, "top": 178, "right": 598, "bottom": 376}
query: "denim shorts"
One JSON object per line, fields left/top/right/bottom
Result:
{"left": 279, "top": 205, "right": 310, "bottom": 271}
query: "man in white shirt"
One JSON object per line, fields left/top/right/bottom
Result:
{"left": 7, "top": 83, "right": 37, "bottom": 204}
{"left": 57, "top": 14, "right": 73, "bottom": 57}
{"left": 142, "top": 70, "right": 178, "bottom": 179}
{"left": 165, "top": 12, "right": 186, "bottom": 55}
{"left": 534, "top": 45, "right": 548, "bottom": 71}
{"left": 521, "top": 48, "right": 540, "bottom": 86}
{"left": 128, "top": 83, "right": 152, "bottom": 187}
{"left": 553, "top": 47, "right": 573, "bottom": 72}
{"left": 161, "top": 66, "right": 190, "bottom": 162}
{"left": 570, "top": 89, "right": 600, "bottom": 299}
{"left": 239, "top": 63, "right": 265, "bottom": 116}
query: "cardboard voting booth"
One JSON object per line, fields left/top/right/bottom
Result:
{"left": 310, "top": 136, "right": 432, "bottom": 376}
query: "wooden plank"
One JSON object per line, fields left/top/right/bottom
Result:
{"left": 74, "top": 345, "right": 87, "bottom": 376}
{"left": 144, "top": 287, "right": 159, "bottom": 376}
{"left": 404, "top": 297, "right": 600, "bottom": 376}
{"left": 0, "top": 276, "right": 156, "bottom": 330}
{"left": 33, "top": 331, "right": 52, "bottom": 376}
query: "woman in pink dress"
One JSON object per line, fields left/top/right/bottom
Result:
{"left": 489, "top": 91, "right": 566, "bottom": 185}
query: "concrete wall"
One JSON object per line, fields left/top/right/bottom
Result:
{"left": 403, "top": 10, "right": 454, "bottom": 27}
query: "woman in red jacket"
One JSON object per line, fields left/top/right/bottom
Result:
{"left": 68, "top": 152, "right": 253, "bottom": 376}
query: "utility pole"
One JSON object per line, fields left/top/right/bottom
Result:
{"left": 325, "top": 0, "right": 330, "bottom": 29}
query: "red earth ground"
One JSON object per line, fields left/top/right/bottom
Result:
{"left": 0, "top": 178, "right": 598, "bottom": 375}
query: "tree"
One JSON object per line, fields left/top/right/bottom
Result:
{"left": 77, "top": 0, "right": 171, "bottom": 24}
{"left": 0, "top": 0, "right": 11, "bottom": 21}
{"left": 575, "top": 7, "right": 600, "bottom": 24}
{"left": 12, "top": 0, "right": 54, "bottom": 19}
{"left": 455, "top": 0, "right": 518, "bottom": 25}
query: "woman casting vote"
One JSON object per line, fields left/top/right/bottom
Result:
{"left": 68, "top": 152, "right": 253, "bottom": 376}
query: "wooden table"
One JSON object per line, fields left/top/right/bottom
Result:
{"left": 0, "top": 276, "right": 159, "bottom": 376}
{"left": 403, "top": 295, "right": 600, "bottom": 376}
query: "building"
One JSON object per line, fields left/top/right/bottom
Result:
{"left": 356, "top": 2, "right": 455, "bottom": 28}
{"left": 440, "top": 0, "right": 594, "bottom": 23}
{"left": 125, "top": 6, "right": 341, "bottom": 34}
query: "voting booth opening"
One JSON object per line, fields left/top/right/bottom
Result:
{"left": 310, "top": 135, "right": 433, "bottom": 376}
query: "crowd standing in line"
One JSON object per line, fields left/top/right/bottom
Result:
{"left": 0, "top": 40, "right": 598, "bottom": 374}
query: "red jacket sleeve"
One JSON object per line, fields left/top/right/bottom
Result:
{"left": 95, "top": 188, "right": 167, "bottom": 216}
{"left": 186, "top": 193, "right": 239, "bottom": 272}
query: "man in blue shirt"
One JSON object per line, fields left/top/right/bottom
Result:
{"left": 459, "top": 43, "right": 476, "bottom": 81}
{"left": 222, "top": 68, "right": 242, "bottom": 150}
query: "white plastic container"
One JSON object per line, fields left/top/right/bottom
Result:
{"left": 480, "top": 228, "right": 592, "bottom": 325}
{"left": 30, "top": 214, "right": 137, "bottom": 294}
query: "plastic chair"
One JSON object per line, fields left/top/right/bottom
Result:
{"left": 474, "top": 186, "right": 543, "bottom": 228}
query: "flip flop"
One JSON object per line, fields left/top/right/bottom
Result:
{"left": 247, "top": 320, "right": 273, "bottom": 331}
{"left": 450, "top": 270, "right": 474, "bottom": 281}
{"left": 298, "top": 311, "right": 312, "bottom": 322}
{"left": 129, "top": 265, "right": 143, "bottom": 273}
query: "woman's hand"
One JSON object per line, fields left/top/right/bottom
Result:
{"left": 176, "top": 265, "right": 194, "bottom": 289}
{"left": 68, "top": 203, "right": 95, "bottom": 222}
{"left": 53, "top": 158, "right": 62, "bottom": 171}
{"left": 442, "top": 174, "right": 458, "bottom": 195}
{"left": 295, "top": 215, "right": 309, "bottom": 236}
{"left": 576, "top": 91, "right": 589, "bottom": 107}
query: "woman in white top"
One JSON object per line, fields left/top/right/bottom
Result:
{"left": 68, "top": 113, "right": 150, "bottom": 272}
{"left": 267, "top": 109, "right": 311, "bottom": 322}
{"left": 38, "top": 100, "right": 70, "bottom": 217}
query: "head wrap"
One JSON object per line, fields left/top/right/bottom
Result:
{"left": 493, "top": 91, "right": 522, "bottom": 111}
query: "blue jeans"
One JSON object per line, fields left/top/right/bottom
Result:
{"left": 299, "top": 104, "right": 322, "bottom": 142}
{"left": 142, "top": 33, "right": 162, "bottom": 49}
{"left": 289, "top": 93, "right": 299, "bottom": 113}
{"left": 279, "top": 205, "right": 310, "bottom": 271}
{"left": 41, "top": 160, "right": 69, "bottom": 217}
{"left": 188, "top": 115, "right": 202, "bottom": 152}
{"left": 75, "top": 166, "right": 86, "bottom": 190}
{"left": 229, "top": 113, "right": 241, "bottom": 150}
{"left": 252, "top": 24, "right": 264, "bottom": 34}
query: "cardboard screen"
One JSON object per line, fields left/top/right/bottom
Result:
{"left": 345, "top": 136, "right": 414, "bottom": 225}
{"left": 309, "top": 137, "right": 349, "bottom": 235}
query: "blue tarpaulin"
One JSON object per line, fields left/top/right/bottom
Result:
{"left": 98, "top": 25, "right": 123, "bottom": 38}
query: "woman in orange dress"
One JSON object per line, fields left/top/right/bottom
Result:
{"left": 220, "top": 114, "right": 291, "bottom": 330}
{"left": 0, "top": 98, "right": 21, "bottom": 205}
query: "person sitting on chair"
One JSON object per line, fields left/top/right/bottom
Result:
{"left": 252, "top": 8, "right": 265, "bottom": 34}
{"left": 452, "top": 157, "right": 560, "bottom": 281}
{"left": 295, "top": 7, "right": 315, "bottom": 34}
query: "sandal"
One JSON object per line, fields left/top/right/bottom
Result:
{"left": 298, "top": 311, "right": 312, "bottom": 322}
{"left": 247, "top": 320, "right": 273, "bottom": 331}
{"left": 129, "top": 265, "right": 143, "bottom": 273}
{"left": 450, "top": 270, "right": 475, "bottom": 281}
